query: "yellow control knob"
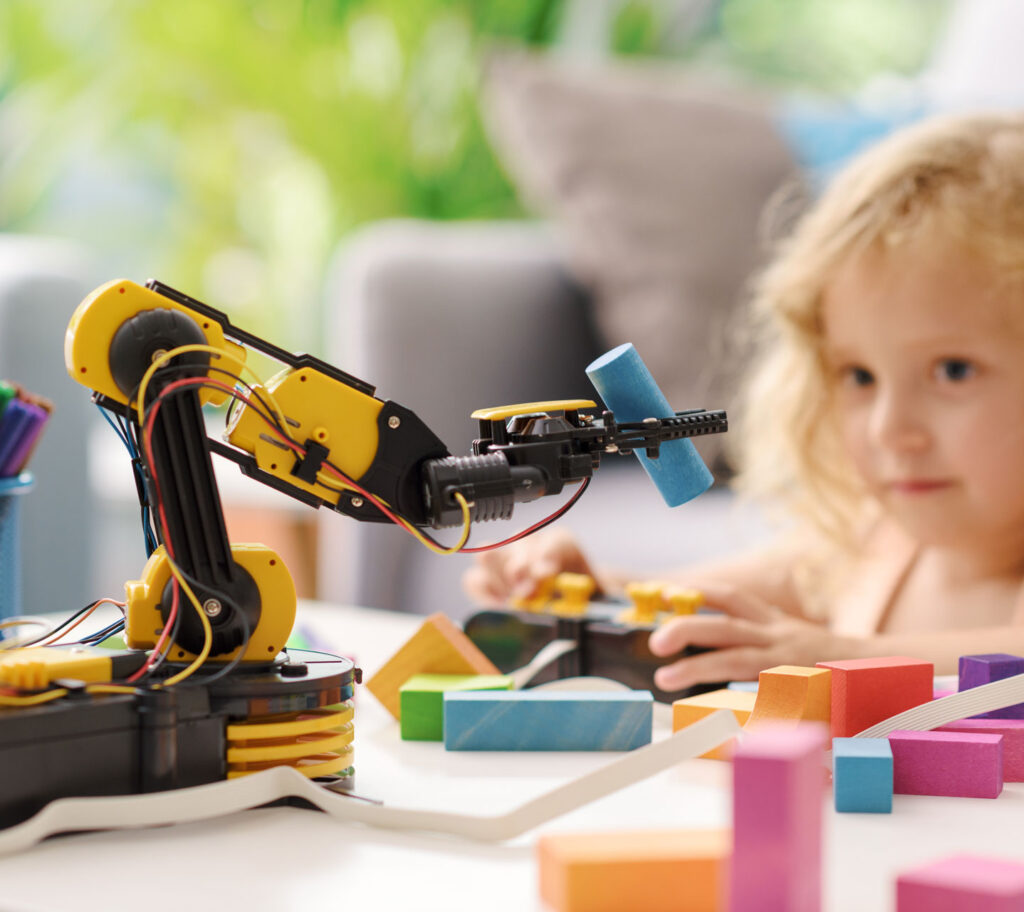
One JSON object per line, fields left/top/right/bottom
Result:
{"left": 511, "top": 576, "right": 557, "bottom": 613}
{"left": 666, "top": 588, "right": 703, "bottom": 617}
{"left": 620, "top": 581, "right": 666, "bottom": 626}
{"left": 550, "top": 572, "right": 596, "bottom": 617}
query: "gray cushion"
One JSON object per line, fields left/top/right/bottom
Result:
{"left": 482, "top": 51, "right": 798, "bottom": 467}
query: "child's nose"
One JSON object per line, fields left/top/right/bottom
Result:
{"left": 870, "top": 389, "right": 930, "bottom": 452}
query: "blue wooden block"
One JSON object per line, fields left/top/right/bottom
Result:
{"left": 958, "top": 653, "right": 1024, "bottom": 719}
{"left": 727, "top": 681, "right": 759, "bottom": 693}
{"left": 833, "top": 737, "right": 893, "bottom": 813}
{"left": 443, "top": 690, "right": 654, "bottom": 751}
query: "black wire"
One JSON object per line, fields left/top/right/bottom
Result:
{"left": 13, "top": 600, "right": 102, "bottom": 649}
{"left": 77, "top": 619, "right": 126, "bottom": 645}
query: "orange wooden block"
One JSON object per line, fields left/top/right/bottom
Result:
{"left": 538, "top": 829, "right": 730, "bottom": 912}
{"left": 816, "top": 655, "right": 934, "bottom": 737}
{"left": 365, "top": 613, "right": 499, "bottom": 719}
{"left": 672, "top": 688, "right": 756, "bottom": 759}
{"left": 748, "top": 665, "right": 832, "bottom": 727}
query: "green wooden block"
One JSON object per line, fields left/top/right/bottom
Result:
{"left": 399, "top": 673, "right": 514, "bottom": 741}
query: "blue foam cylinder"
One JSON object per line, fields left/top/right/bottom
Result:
{"left": 586, "top": 342, "right": 713, "bottom": 507}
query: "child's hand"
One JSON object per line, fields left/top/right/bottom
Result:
{"left": 647, "top": 582, "right": 848, "bottom": 692}
{"left": 462, "top": 529, "right": 599, "bottom": 607}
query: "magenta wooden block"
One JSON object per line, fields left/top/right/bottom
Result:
{"left": 897, "top": 854, "right": 1024, "bottom": 911}
{"left": 889, "top": 730, "right": 1003, "bottom": 798}
{"left": 730, "top": 723, "right": 827, "bottom": 912}
{"left": 938, "top": 720, "right": 1024, "bottom": 782}
{"left": 958, "top": 654, "right": 1024, "bottom": 719}
{"left": 933, "top": 688, "right": 955, "bottom": 700}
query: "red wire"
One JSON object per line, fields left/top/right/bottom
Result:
{"left": 457, "top": 478, "right": 590, "bottom": 553}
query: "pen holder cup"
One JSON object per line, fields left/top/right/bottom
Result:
{"left": 0, "top": 473, "right": 34, "bottom": 624}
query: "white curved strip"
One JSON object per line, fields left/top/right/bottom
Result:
{"left": 510, "top": 638, "right": 577, "bottom": 689}
{"left": 856, "top": 672, "right": 1024, "bottom": 738}
{"left": 0, "top": 710, "right": 739, "bottom": 856}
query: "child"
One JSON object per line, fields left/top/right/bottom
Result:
{"left": 462, "top": 112, "right": 1024, "bottom": 694}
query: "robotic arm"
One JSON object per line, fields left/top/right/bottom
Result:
{"left": 0, "top": 275, "right": 726, "bottom": 831}
{"left": 65, "top": 277, "right": 727, "bottom": 666}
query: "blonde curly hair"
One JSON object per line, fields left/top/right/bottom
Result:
{"left": 732, "top": 112, "right": 1024, "bottom": 547}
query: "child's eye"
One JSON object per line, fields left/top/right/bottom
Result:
{"left": 935, "top": 358, "right": 975, "bottom": 382}
{"left": 840, "top": 366, "right": 875, "bottom": 387}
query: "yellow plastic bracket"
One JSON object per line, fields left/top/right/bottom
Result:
{"left": 470, "top": 400, "right": 596, "bottom": 422}
{"left": 123, "top": 544, "right": 296, "bottom": 663}
{"left": 64, "top": 278, "right": 245, "bottom": 408}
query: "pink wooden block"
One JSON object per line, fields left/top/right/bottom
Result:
{"left": 933, "top": 688, "right": 955, "bottom": 699}
{"left": 938, "top": 720, "right": 1024, "bottom": 781}
{"left": 889, "top": 730, "right": 1003, "bottom": 798}
{"left": 897, "top": 854, "right": 1024, "bottom": 911}
{"left": 730, "top": 722, "right": 827, "bottom": 912}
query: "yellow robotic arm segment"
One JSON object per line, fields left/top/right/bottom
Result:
{"left": 64, "top": 278, "right": 244, "bottom": 408}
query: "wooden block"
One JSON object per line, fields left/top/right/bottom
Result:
{"left": 672, "top": 688, "right": 756, "bottom": 759}
{"left": 958, "top": 654, "right": 1024, "bottom": 719}
{"left": 748, "top": 665, "right": 831, "bottom": 727}
{"left": 443, "top": 690, "right": 653, "bottom": 751}
{"left": 399, "top": 673, "right": 513, "bottom": 741}
{"left": 727, "top": 681, "right": 759, "bottom": 693}
{"left": 938, "top": 719, "right": 1024, "bottom": 781}
{"left": 730, "top": 722, "right": 827, "bottom": 912}
{"left": 365, "top": 613, "right": 499, "bottom": 720}
{"left": 538, "top": 829, "right": 730, "bottom": 912}
{"left": 897, "top": 854, "right": 1024, "bottom": 911}
{"left": 816, "top": 656, "right": 933, "bottom": 737}
{"left": 832, "top": 737, "right": 893, "bottom": 813}
{"left": 889, "top": 730, "right": 1003, "bottom": 798}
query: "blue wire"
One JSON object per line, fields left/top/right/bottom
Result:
{"left": 99, "top": 404, "right": 158, "bottom": 557}
{"left": 78, "top": 619, "right": 126, "bottom": 645}
{"left": 97, "top": 405, "right": 131, "bottom": 450}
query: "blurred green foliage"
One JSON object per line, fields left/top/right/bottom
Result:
{"left": 0, "top": 0, "right": 948, "bottom": 349}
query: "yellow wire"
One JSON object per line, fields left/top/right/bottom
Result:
{"left": 134, "top": 342, "right": 289, "bottom": 432}
{"left": 0, "top": 683, "right": 137, "bottom": 707}
{"left": 0, "top": 688, "right": 68, "bottom": 707}
{"left": 316, "top": 468, "right": 472, "bottom": 555}
{"left": 158, "top": 555, "right": 214, "bottom": 687}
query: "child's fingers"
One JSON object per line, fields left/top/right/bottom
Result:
{"left": 687, "top": 582, "right": 776, "bottom": 623}
{"left": 648, "top": 615, "right": 771, "bottom": 657}
{"left": 461, "top": 563, "right": 509, "bottom": 607}
{"left": 654, "top": 646, "right": 766, "bottom": 692}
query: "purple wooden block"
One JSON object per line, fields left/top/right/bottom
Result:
{"left": 958, "top": 654, "right": 1024, "bottom": 719}
{"left": 897, "top": 854, "right": 1024, "bottom": 912}
{"left": 730, "top": 722, "right": 827, "bottom": 912}
{"left": 938, "top": 720, "right": 1024, "bottom": 782}
{"left": 889, "top": 730, "right": 1003, "bottom": 798}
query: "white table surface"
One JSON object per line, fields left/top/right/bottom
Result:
{"left": 0, "top": 602, "right": 1022, "bottom": 912}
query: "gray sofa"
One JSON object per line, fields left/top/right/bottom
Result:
{"left": 0, "top": 235, "right": 102, "bottom": 617}
{"left": 317, "top": 219, "right": 771, "bottom": 619}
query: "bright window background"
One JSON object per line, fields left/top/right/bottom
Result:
{"left": 0, "top": 0, "right": 951, "bottom": 351}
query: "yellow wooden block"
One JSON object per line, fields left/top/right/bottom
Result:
{"left": 538, "top": 828, "right": 730, "bottom": 912}
{"left": 672, "top": 688, "right": 757, "bottom": 759}
{"left": 365, "top": 613, "right": 499, "bottom": 720}
{"left": 748, "top": 665, "right": 832, "bottom": 727}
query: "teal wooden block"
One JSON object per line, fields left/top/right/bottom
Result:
{"left": 833, "top": 737, "right": 893, "bottom": 813}
{"left": 443, "top": 690, "right": 654, "bottom": 751}
{"left": 399, "top": 673, "right": 514, "bottom": 741}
